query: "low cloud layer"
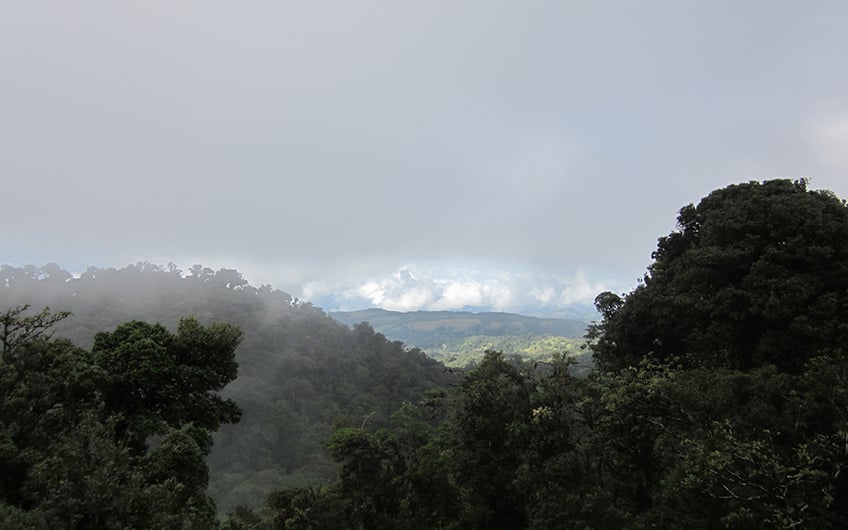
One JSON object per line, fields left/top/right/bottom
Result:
{"left": 301, "top": 264, "right": 622, "bottom": 317}
{"left": 3, "top": 2, "right": 848, "bottom": 316}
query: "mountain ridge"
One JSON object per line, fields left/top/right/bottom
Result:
{"left": 0, "top": 263, "right": 456, "bottom": 512}
{"left": 329, "top": 308, "right": 591, "bottom": 368}
{"left": 330, "top": 308, "right": 588, "bottom": 343}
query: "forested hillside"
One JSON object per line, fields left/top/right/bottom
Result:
{"left": 0, "top": 264, "right": 455, "bottom": 514}
{"left": 226, "top": 179, "right": 848, "bottom": 529}
{"left": 4, "top": 179, "right": 848, "bottom": 528}
{"left": 1, "top": 305, "right": 243, "bottom": 527}
{"left": 330, "top": 309, "right": 589, "bottom": 367}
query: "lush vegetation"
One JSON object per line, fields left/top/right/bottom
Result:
{"left": 591, "top": 179, "right": 848, "bottom": 374}
{"left": 0, "top": 306, "right": 242, "bottom": 527}
{"left": 429, "top": 334, "right": 589, "bottom": 370}
{"left": 331, "top": 308, "right": 589, "bottom": 368}
{"left": 330, "top": 309, "right": 586, "bottom": 350}
{"left": 228, "top": 179, "right": 848, "bottom": 528}
{"left": 3, "top": 178, "right": 848, "bottom": 528}
{"left": 0, "top": 265, "right": 455, "bottom": 514}
{"left": 231, "top": 349, "right": 848, "bottom": 529}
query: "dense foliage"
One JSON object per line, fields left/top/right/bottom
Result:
{"left": 228, "top": 349, "right": 848, "bottom": 529}
{"left": 0, "top": 264, "right": 454, "bottom": 512}
{"left": 330, "top": 309, "right": 590, "bottom": 369}
{"left": 0, "top": 306, "right": 241, "bottom": 527}
{"left": 590, "top": 179, "right": 848, "bottom": 373}
{"left": 433, "top": 334, "right": 589, "bottom": 369}
{"left": 4, "top": 179, "right": 847, "bottom": 528}
{"left": 331, "top": 309, "right": 585, "bottom": 353}
{"left": 229, "top": 179, "right": 848, "bottom": 529}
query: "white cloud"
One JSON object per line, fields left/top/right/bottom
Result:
{"left": 390, "top": 287, "right": 437, "bottom": 312}
{"left": 355, "top": 281, "right": 385, "bottom": 304}
{"left": 558, "top": 270, "right": 606, "bottom": 306}
{"left": 307, "top": 263, "right": 624, "bottom": 316}
{"left": 530, "top": 284, "right": 556, "bottom": 305}
{"left": 430, "top": 280, "right": 484, "bottom": 310}
{"left": 95, "top": 256, "right": 624, "bottom": 316}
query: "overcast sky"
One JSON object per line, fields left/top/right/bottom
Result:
{"left": 2, "top": 1, "right": 847, "bottom": 315}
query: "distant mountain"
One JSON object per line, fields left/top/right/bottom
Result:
{"left": 330, "top": 308, "right": 591, "bottom": 368}
{"left": 330, "top": 309, "right": 588, "bottom": 344}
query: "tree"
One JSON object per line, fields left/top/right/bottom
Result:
{"left": 1, "top": 263, "right": 456, "bottom": 513}
{"left": 1, "top": 305, "right": 70, "bottom": 357}
{"left": 451, "top": 351, "right": 535, "bottom": 529}
{"left": 0, "top": 334, "right": 101, "bottom": 509}
{"left": 92, "top": 317, "right": 242, "bottom": 450}
{"left": 582, "top": 180, "right": 848, "bottom": 526}
{"left": 591, "top": 179, "right": 848, "bottom": 373}
{"left": 0, "top": 306, "right": 243, "bottom": 527}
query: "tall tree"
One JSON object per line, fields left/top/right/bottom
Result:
{"left": 591, "top": 179, "right": 848, "bottom": 373}
{"left": 92, "top": 318, "right": 242, "bottom": 450}
{"left": 0, "top": 306, "right": 243, "bottom": 527}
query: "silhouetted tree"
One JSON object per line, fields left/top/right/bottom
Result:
{"left": 590, "top": 179, "right": 848, "bottom": 373}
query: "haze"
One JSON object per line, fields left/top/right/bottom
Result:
{"left": 3, "top": 1, "right": 847, "bottom": 315}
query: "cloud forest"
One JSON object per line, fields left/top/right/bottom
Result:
{"left": 2, "top": 179, "right": 848, "bottom": 529}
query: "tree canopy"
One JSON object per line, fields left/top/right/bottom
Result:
{"left": 591, "top": 179, "right": 848, "bottom": 373}
{"left": 0, "top": 263, "right": 455, "bottom": 512}
{"left": 229, "top": 180, "right": 848, "bottom": 529}
{"left": 5, "top": 179, "right": 848, "bottom": 527}
{"left": 0, "top": 305, "right": 242, "bottom": 528}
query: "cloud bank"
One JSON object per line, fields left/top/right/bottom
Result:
{"left": 3, "top": 2, "right": 848, "bottom": 317}
{"left": 301, "top": 264, "right": 622, "bottom": 318}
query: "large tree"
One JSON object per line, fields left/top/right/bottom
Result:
{"left": 92, "top": 318, "right": 242, "bottom": 451}
{"left": 0, "top": 306, "right": 242, "bottom": 528}
{"left": 591, "top": 179, "right": 848, "bottom": 373}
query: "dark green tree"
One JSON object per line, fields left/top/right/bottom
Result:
{"left": 92, "top": 318, "right": 242, "bottom": 450}
{"left": 0, "top": 306, "right": 243, "bottom": 527}
{"left": 450, "top": 351, "right": 534, "bottom": 529}
{"left": 591, "top": 179, "right": 848, "bottom": 373}
{"left": 1, "top": 263, "right": 455, "bottom": 512}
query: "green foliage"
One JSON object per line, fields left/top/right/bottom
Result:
{"left": 430, "top": 334, "right": 588, "bottom": 369}
{"left": 333, "top": 309, "right": 593, "bottom": 371}
{"left": 449, "top": 351, "right": 535, "bottom": 528}
{"left": 248, "top": 181, "right": 848, "bottom": 529}
{"left": 0, "top": 305, "right": 242, "bottom": 527}
{"left": 254, "top": 350, "right": 848, "bottom": 529}
{"left": 1, "top": 263, "right": 455, "bottom": 513}
{"left": 331, "top": 309, "right": 589, "bottom": 369}
{"left": 591, "top": 179, "right": 848, "bottom": 373}
{"left": 265, "top": 486, "right": 346, "bottom": 530}
{"left": 7, "top": 179, "right": 848, "bottom": 527}
{"left": 93, "top": 318, "right": 242, "bottom": 449}
{"left": 23, "top": 413, "right": 150, "bottom": 529}
{"left": 330, "top": 309, "right": 587, "bottom": 349}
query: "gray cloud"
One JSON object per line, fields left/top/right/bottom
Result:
{"left": 3, "top": 1, "right": 848, "bottom": 313}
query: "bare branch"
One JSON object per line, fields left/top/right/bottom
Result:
{"left": 0, "top": 305, "right": 71, "bottom": 357}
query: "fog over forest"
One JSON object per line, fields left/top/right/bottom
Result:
{"left": 4, "top": 2, "right": 848, "bottom": 528}
{"left": 3, "top": 2, "right": 848, "bottom": 314}
{"left": 3, "top": 180, "right": 848, "bottom": 528}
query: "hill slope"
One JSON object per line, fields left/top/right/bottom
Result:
{"left": 330, "top": 308, "right": 590, "bottom": 367}
{"left": 0, "top": 263, "right": 456, "bottom": 512}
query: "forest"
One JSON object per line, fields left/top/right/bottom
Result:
{"left": 2, "top": 179, "right": 848, "bottom": 528}
{"left": 0, "top": 262, "right": 455, "bottom": 518}
{"left": 329, "top": 308, "right": 589, "bottom": 368}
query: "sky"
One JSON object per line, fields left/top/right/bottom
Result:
{"left": 2, "top": 1, "right": 848, "bottom": 317}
